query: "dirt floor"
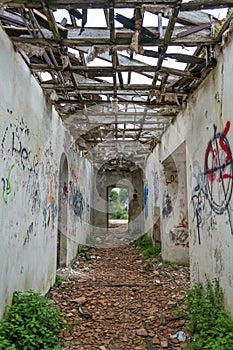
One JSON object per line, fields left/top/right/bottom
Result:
{"left": 50, "top": 225, "right": 190, "bottom": 350}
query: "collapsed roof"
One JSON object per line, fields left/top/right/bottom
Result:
{"left": 0, "top": 0, "right": 232, "bottom": 170}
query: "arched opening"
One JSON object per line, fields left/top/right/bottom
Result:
{"left": 57, "top": 154, "right": 68, "bottom": 268}
{"left": 107, "top": 186, "right": 129, "bottom": 232}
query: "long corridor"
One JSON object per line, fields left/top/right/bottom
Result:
{"left": 50, "top": 234, "right": 190, "bottom": 350}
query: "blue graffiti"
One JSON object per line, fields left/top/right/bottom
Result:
{"left": 144, "top": 185, "right": 149, "bottom": 219}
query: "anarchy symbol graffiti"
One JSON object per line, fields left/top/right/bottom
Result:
{"left": 204, "top": 121, "right": 233, "bottom": 235}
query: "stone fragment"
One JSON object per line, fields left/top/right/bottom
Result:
{"left": 161, "top": 340, "right": 168, "bottom": 347}
{"left": 152, "top": 336, "right": 160, "bottom": 345}
{"left": 136, "top": 328, "right": 148, "bottom": 337}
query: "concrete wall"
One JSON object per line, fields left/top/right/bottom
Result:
{"left": 0, "top": 28, "right": 92, "bottom": 317}
{"left": 92, "top": 168, "right": 144, "bottom": 234}
{"left": 145, "top": 143, "right": 189, "bottom": 264}
{"left": 145, "top": 31, "right": 233, "bottom": 315}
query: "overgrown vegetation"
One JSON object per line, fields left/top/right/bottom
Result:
{"left": 0, "top": 291, "right": 64, "bottom": 350}
{"left": 134, "top": 233, "right": 161, "bottom": 259}
{"left": 185, "top": 279, "right": 233, "bottom": 350}
{"left": 77, "top": 243, "right": 85, "bottom": 256}
{"left": 109, "top": 188, "right": 128, "bottom": 220}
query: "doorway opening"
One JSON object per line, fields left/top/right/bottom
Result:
{"left": 57, "top": 154, "right": 68, "bottom": 268}
{"left": 107, "top": 186, "right": 129, "bottom": 231}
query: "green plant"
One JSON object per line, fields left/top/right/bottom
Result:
{"left": 185, "top": 279, "right": 233, "bottom": 350}
{"left": 162, "top": 260, "right": 176, "bottom": 270}
{"left": 77, "top": 244, "right": 85, "bottom": 256}
{"left": 0, "top": 290, "right": 64, "bottom": 349}
{"left": 55, "top": 275, "right": 62, "bottom": 286}
{"left": 85, "top": 232, "right": 96, "bottom": 246}
{"left": 134, "top": 233, "right": 161, "bottom": 259}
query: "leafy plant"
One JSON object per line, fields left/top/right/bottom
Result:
{"left": 134, "top": 233, "right": 161, "bottom": 259}
{"left": 162, "top": 260, "right": 176, "bottom": 270}
{"left": 0, "top": 290, "right": 64, "bottom": 349}
{"left": 77, "top": 244, "right": 85, "bottom": 256}
{"left": 55, "top": 275, "right": 62, "bottom": 287}
{"left": 185, "top": 279, "right": 233, "bottom": 350}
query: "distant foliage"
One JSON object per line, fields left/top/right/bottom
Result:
{"left": 0, "top": 291, "right": 64, "bottom": 350}
{"left": 109, "top": 188, "right": 128, "bottom": 220}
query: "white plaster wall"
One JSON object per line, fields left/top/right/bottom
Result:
{"left": 0, "top": 28, "right": 93, "bottom": 317}
{"left": 145, "top": 31, "right": 233, "bottom": 315}
{"left": 145, "top": 144, "right": 189, "bottom": 264}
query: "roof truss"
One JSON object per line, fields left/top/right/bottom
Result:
{"left": 0, "top": 0, "right": 232, "bottom": 170}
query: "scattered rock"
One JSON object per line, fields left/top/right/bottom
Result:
{"left": 136, "top": 328, "right": 148, "bottom": 337}
{"left": 49, "top": 240, "right": 190, "bottom": 349}
{"left": 161, "top": 339, "right": 169, "bottom": 347}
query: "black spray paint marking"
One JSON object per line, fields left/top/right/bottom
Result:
{"left": 162, "top": 193, "right": 173, "bottom": 219}
{"left": 204, "top": 122, "right": 233, "bottom": 234}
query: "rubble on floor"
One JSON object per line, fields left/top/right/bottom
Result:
{"left": 49, "top": 243, "right": 190, "bottom": 350}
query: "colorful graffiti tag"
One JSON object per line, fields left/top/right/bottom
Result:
{"left": 204, "top": 121, "right": 233, "bottom": 217}
{"left": 191, "top": 121, "right": 233, "bottom": 243}
{"left": 1, "top": 164, "right": 19, "bottom": 204}
{"left": 144, "top": 184, "right": 149, "bottom": 219}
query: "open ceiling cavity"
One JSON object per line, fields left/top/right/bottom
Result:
{"left": 0, "top": 0, "right": 232, "bottom": 170}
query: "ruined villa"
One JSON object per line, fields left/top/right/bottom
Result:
{"left": 1, "top": 0, "right": 233, "bottom": 322}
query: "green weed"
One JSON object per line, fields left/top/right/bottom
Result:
{"left": 185, "top": 279, "right": 233, "bottom": 350}
{"left": 0, "top": 290, "right": 64, "bottom": 349}
{"left": 77, "top": 244, "right": 85, "bottom": 256}
{"left": 134, "top": 233, "right": 161, "bottom": 259}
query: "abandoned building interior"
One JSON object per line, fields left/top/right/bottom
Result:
{"left": 1, "top": 0, "right": 233, "bottom": 321}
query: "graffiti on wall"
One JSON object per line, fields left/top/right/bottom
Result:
{"left": 23, "top": 222, "right": 34, "bottom": 246}
{"left": 1, "top": 116, "right": 39, "bottom": 173}
{"left": 170, "top": 228, "right": 189, "bottom": 247}
{"left": 162, "top": 192, "right": 173, "bottom": 219}
{"left": 1, "top": 164, "right": 19, "bottom": 204}
{"left": 144, "top": 184, "right": 149, "bottom": 219}
{"left": 69, "top": 181, "right": 84, "bottom": 220}
{"left": 191, "top": 121, "right": 233, "bottom": 243}
{"left": 153, "top": 171, "right": 159, "bottom": 203}
{"left": 204, "top": 121, "right": 233, "bottom": 216}
{"left": 1, "top": 114, "right": 40, "bottom": 208}
{"left": 43, "top": 172, "right": 57, "bottom": 229}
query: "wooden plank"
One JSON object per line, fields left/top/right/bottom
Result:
{"left": 30, "top": 63, "right": 198, "bottom": 79}
{"left": 3, "top": 1, "right": 229, "bottom": 15}
{"left": 0, "top": 11, "right": 26, "bottom": 26}
{"left": 56, "top": 98, "right": 182, "bottom": 108}
{"left": 177, "top": 11, "right": 214, "bottom": 25}
{"left": 181, "top": 0, "right": 233, "bottom": 11}
{"left": 177, "top": 23, "right": 211, "bottom": 38}
{"left": 40, "top": 82, "right": 189, "bottom": 91}
{"left": 1, "top": 0, "right": 178, "bottom": 9}
{"left": 11, "top": 32, "right": 215, "bottom": 46}
{"left": 67, "top": 25, "right": 211, "bottom": 40}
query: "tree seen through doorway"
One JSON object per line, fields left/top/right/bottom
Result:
{"left": 108, "top": 188, "right": 129, "bottom": 220}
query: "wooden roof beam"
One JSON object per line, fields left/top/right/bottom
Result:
{"left": 1, "top": 0, "right": 178, "bottom": 9}
{"left": 30, "top": 64, "right": 199, "bottom": 79}
{"left": 181, "top": 0, "right": 233, "bottom": 11}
